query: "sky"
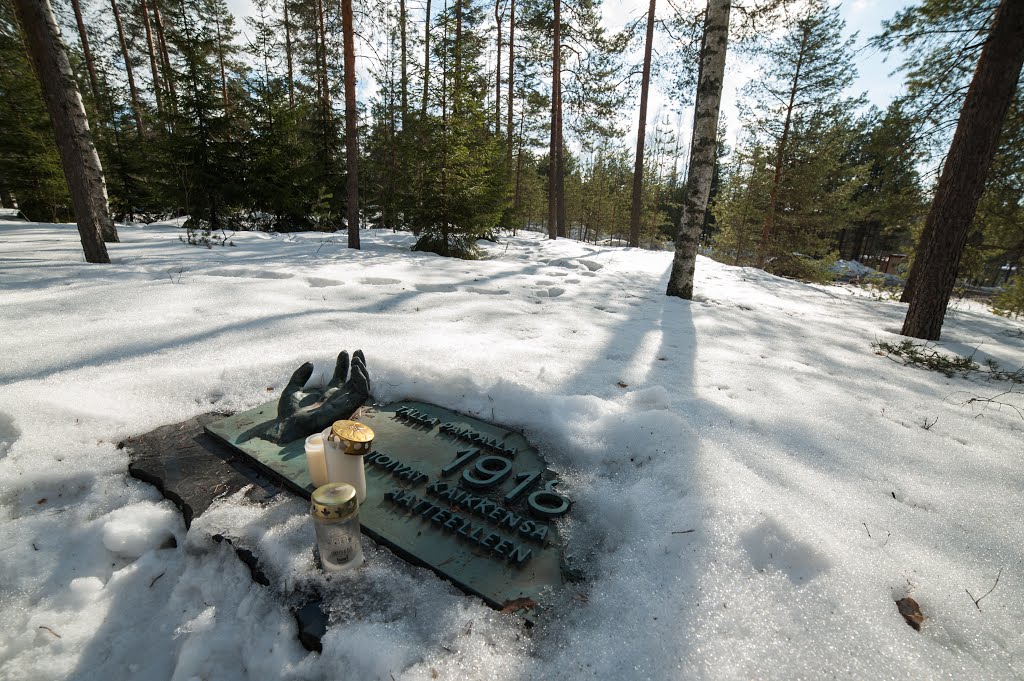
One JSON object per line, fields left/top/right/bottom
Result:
{"left": 606, "top": 0, "right": 917, "bottom": 156}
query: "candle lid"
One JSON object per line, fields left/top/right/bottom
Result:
{"left": 311, "top": 483, "right": 358, "bottom": 520}
{"left": 329, "top": 420, "right": 375, "bottom": 455}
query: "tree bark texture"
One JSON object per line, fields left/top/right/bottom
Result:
{"left": 110, "top": 0, "right": 144, "bottom": 137}
{"left": 755, "top": 24, "right": 809, "bottom": 269}
{"left": 316, "top": 0, "right": 331, "bottom": 122}
{"left": 629, "top": 0, "right": 656, "bottom": 248}
{"left": 215, "top": 14, "right": 229, "bottom": 110}
{"left": 400, "top": 0, "right": 408, "bottom": 123}
{"left": 69, "top": 0, "right": 100, "bottom": 101}
{"left": 547, "top": 0, "right": 561, "bottom": 239}
{"left": 152, "top": 1, "right": 177, "bottom": 108}
{"left": 12, "top": 0, "right": 117, "bottom": 259}
{"left": 495, "top": 0, "right": 502, "bottom": 132}
{"left": 666, "top": 0, "right": 730, "bottom": 299}
{"left": 901, "top": 0, "right": 1024, "bottom": 340}
{"left": 140, "top": 0, "right": 163, "bottom": 115}
{"left": 506, "top": 0, "right": 514, "bottom": 151}
{"left": 422, "top": 0, "right": 431, "bottom": 115}
{"left": 342, "top": 0, "right": 360, "bottom": 248}
{"left": 284, "top": 0, "right": 294, "bottom": 107}
{"left": 455, "top": 0, "right": 463, "bottom": 111}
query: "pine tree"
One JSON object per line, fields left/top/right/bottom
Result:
{"left": 11, "top": 0, "right": 116, "bottom": 261}
{"left": 629, "top": 0, "right": 657, "bottom": 248}
{"left": 839, "top": 104, "right": 925, "bottom": 262}
{"left": 876, "top": 0, "right": 1023, "bottom": 302}
{"left": 748, "top": 0, "right": 859, "bottom": 267}
{"left": 162, "top": 0, "right": 243, "bottom": 229}
{"left": 410, "top": 0, "right": 508, "bottom": 257}
{"left": 901, "top": 0, "right": 1024, "bottom": 340}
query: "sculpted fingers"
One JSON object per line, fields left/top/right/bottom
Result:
{"left": 278, "top": 361, "right": 314, "bottom": 418}
{"left": 328, "top": 351, "right": 351, "bottom": 388}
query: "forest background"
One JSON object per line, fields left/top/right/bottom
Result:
{"left": 0, "top": 0, "right": 1021, "bottom": 298}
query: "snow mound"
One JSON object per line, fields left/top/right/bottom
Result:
{"left": 100, "top": 501, "right": 180, "bottom": 558}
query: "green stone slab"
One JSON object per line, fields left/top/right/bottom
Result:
{"left": 204, "top": 400, "right": 571, "bottom": 620}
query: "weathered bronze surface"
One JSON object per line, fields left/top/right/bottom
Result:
{"left": 205, "top": 400, "right": 571, "bottom": 620}
{"left": 260, "top": 350, "right": 370, "bottom": 444}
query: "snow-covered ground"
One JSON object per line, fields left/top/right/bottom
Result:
{"left": 1, "top": 220, "right": 1022, "bottom": 680}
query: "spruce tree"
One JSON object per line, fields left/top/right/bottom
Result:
{"left": 411, "top": 0, "right": 508, "bottom": 258}
{"left": 747, "top": 0, "right": 859, "bottom": 268}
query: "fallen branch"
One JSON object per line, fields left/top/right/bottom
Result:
{"left": 38, "top": 626, "right": 61, "bottom": 638}
{"left": 966, "top": 567, "right": 1003, "bottom": 611}
{"left": 950, "top": 387, "right": 1024, "bottom": 420}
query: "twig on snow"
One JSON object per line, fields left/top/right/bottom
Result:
{"left": 38, "top": 626, "right": 61, "bottom": 638}
{"left": 966, "top": 567, "right": 1003, "bottom": 611}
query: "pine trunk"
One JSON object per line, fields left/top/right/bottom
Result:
{"left": 342, "top": 0, "right": 360, "bottom": 249}
{"left": 755, "top": 26, "right": 808, "bottom": 268}
{"left": 110, "top": 0, "right": 144, "bottom": 137}
{"left": 69, "top": 0, "right": 100, "bottom": 102}
{"left": 215, "top": 15, "right": 229, "bottom": 110}
{"left": 666, "top": 0, "right": 730, "bottom": 299}
{"left": 140, "top": 0, "right": 163, "bottom": 115}
{"left": 284, "top": 0, "right": 294, "bottom": 107}
{"left": 629, "top": 0, "right": 656, "bottom": 248}
{"left": 317, "top": 0, "right": 331, "bottom": 121}
{"left": 455, "top": 0, "right": 463, "bottom": 111}
{"left": 422, "top": 0, "right": 431, "bottom": 115}
{"left": 547, "top": 0, "right": 560, "bottom": 240}
{"left": 400, "top": 0, "right": 408, "bottom": 123}
{"left": 153, "top": 2, "right": 177, "bottom": 108}
{"left": 495, "top": 0, "right": 501, "bottom": 132}
{"left": 901, "top": 0, "right": 1024, "bottom": 340}
{"left": 13, "top": 0, "right": 117, "bottom": 259}
{"left": 506, "top": 0, "right": 514, "bottom": 151}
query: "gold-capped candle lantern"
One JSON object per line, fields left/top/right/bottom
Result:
{"left": 310, "top": 483, "right": 363, "bottom": 571}
{"left": 322, "top": 420, "right": 374, "bottom": 502}
{"left": 330, "top": 420, "right": 375, "bottom": 453}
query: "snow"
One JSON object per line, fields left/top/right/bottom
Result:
{"left": 1, "top": 219, "right": 1023, "bottom": 680}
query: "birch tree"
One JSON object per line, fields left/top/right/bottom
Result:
{"left": 666, "top": 0, "right": 729, "bottom": 298}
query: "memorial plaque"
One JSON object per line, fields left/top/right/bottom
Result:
{"left": 205, "top": 400, "right": 572, "bottom": 620}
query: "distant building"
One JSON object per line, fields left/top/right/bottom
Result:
{"left": 878, "top": 253, "right": 906, "bottom": 275}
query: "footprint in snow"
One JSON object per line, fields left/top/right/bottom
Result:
{"left": 415, "top": 283, "right": 457, "bottom": 293}
{"left": 205, "top": 268, "right": 292, "bottom": 280}
{"left": 360, "top": 277, "right": 402, "bottom": 286}
{"left": 306, "top": 277, "right": 344, "bottom": 288}
{"left": 740, "top": 517, "right": 830, "bottom": 584}
{"left": 467, "top": 287, "right": 510, "bottom": 295}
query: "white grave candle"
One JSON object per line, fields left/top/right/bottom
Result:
{"left": 304, "top": 433, "right": 329, "bottom": 488}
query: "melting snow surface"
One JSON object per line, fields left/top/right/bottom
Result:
{"left": 1, "top": 221, "right": 1023, "bottom": 680}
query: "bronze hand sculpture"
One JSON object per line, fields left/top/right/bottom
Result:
{"left": 263, "top": 350, "right": 370, "bottom": 444}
